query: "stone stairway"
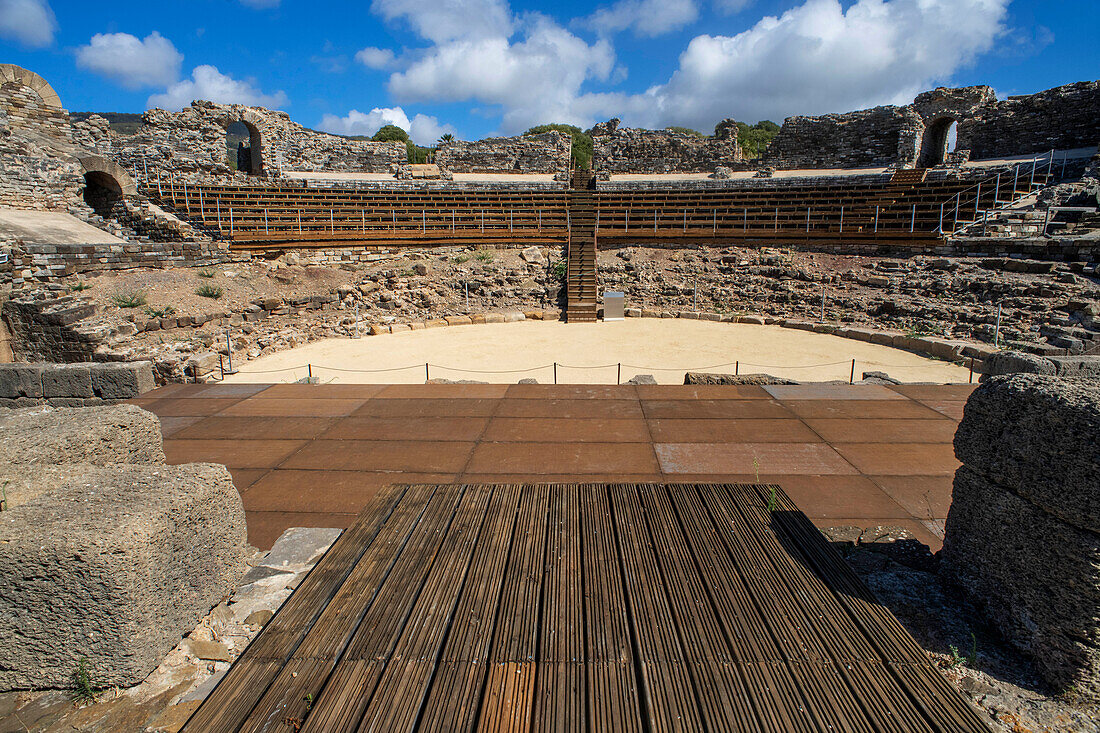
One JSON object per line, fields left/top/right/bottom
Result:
{"left": 565, "top": 171, "right": 598, "bottom": 323}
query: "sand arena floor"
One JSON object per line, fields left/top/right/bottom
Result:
{"left": 225, "top": 320, "right": 972, "bottom": 384}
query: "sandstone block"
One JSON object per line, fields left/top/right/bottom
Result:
{"left": 90, "top": 361, "right": 155, "bottom": 399}
{"left": 0, "top": 405, "right": 165, "bottom": 465}
{"left": 445, "top": 315, "right": 473, "bottom": 326}
{"left": 41, "top": 363, "right": 92, "bottom": 398}
{"left": 942, "top": 465, "right": 1100, "bottom": 698}
{"left": 0, "top": 462, "right": 249, "bottom": 690}
{"left": 954, "top": 375, "right": 1100, "bottom": 531}
{"left": 980, "top": 350, "right": 1056, "bottom": 378}
{"left": 0, "top": 363, "right": 44, "bottom": 398}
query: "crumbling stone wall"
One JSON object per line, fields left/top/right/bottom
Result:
{"left": 942, "top": 375, "right": 1100, "bottom": 700}
{"left": 0, "top": 65, "right": 84, "bottom": 211}
{"left": 591, "top": 118, "right": 743, "bottom": 173}
{"left": 960, "top": 81, "right": 1100, "bottom": 160}
{"left": 435, "top": 131, "right": 569, "bottom": 174}
{"left": 761, "top": 106, "right": 923, "bottom": 170}
{"left": 81, "top": 102, "right": 407, "bottom": 182}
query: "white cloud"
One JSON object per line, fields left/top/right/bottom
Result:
{"left": 75, "top": 32, "right": 183, "bottom": 89}
{"left": 590, "top": 0, "right": 1010, "bottom": 130}
{"left": 372, "top": 0, "right": 514, "bottom": 43}
{"left": 385, "top": 11, "right": 614, "bottom": 133}
{"left": 714, "top": 0, "right": 753, "bottom": 14}
{"left": 583, "top": 0, "right": 698, "bottom": 38}
{"left": 319, "top": 106, "right": 457, "bottom": 145}
{"left": 0, "top": 0, "right": 56, "bottom": 48}
{"left": 147, "top": 65, "right": 288, "bottom": 111}
{"left": 355, "top": 46, "right": 396, "bottom": 69}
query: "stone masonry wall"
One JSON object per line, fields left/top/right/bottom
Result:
{"left": 0, "top": 361, "right": 154, "bottom": 408}
{"left": 761, "top": 106, "right": 925, "bottom": 170}
{"left": 960, "top": 81, "right": 1100, "bottom": 160}
{"left": 591, "top": 119, "right": 743, "bottom": 174}
{"left": 0, "top": 69, "right": 84, "bottom": 211}
{"left": 435, "top": 131, "right": 570, "bottom": 174}
{"left": 79, "top": 101, "right": 407, "bottom": 182}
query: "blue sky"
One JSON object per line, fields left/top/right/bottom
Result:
{"left": 1, "top": 0, "right": 1097, "bottom": 144}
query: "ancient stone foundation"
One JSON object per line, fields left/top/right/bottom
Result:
{"left": 591, "top": 118, "right": 743, "bottom": 174}
{"left": 435, "top": 131, "right": 569, "bottom": 174}
{"left": 0, "top": 405, "right": 250, "bottom": 691}
{"left": 0, "top": 361, "right": 155, "bottom": 409}
{"left": 942, "top": 375, "right": 1100, "bottom": 699}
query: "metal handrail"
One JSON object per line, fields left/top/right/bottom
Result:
{"left": 936, "top": 149, "right": 1055, "bottom": 236}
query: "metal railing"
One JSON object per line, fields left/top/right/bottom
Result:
{"left": 935, "top": 150, "right": 1055, "bottom": 236}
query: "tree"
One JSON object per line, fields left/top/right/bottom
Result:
{"left": 438, "top": 133, "right": 455, "bottom": 145}
{"left": 371, "top": 124, "right": 410, "bottom": 143}
{"left": 733, "top": 120, "right": 780, "bottom": 159}
{"left": 524, "top": 124, "right": 592, "bottom": 170}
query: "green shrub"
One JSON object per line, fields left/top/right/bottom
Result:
{"left": 195, "top": 284, "right": 224, "bottom": 299}
{"left": 109, "top": 290, "right": 147, "bottom": 308}
{"left": 70, "top": 658, "right": 100, "bottom": 705}
{"left": 549, "top": 259, "right": 567, "bottom": 281}
{"left": 143, "top": 305, "right": 176, "bottom": 319}
{"left": 197, "top": 268, "right": 215, "bottom": 278}
{"left": 68, "top": 280, "right": 92, "bottom": 292}
{"left": 524, "top": 124, "right": 593, "bottom": 170}
{"left": 474, "top": 250, "right": 494, "bottom": 262}
{"left": 734, "top": 120, "right": 781, "bottom": 159}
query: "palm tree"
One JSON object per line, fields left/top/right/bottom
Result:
{"left": 437, "top": 133, "right": 455, "bottom": 145}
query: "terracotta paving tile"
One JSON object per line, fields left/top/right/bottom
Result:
{"left": 352, "top": 398, "right": 500, "bottom": 418}
{"left": 781, "top": 399, "right": 947, "bottom": 420}
{"left": 375, "top": 384, "right": 509, "bottom": 399}
{"left": 244, "top": 510, "right": 357, "bottom": 550}
{"left": 831, "top": 443, "right": 960, "bottom": 476}
{"left": 257, "top": 384, "right": 387, "bottom": 400}
{"left": 127, "top": 397, "right": 166, "bottom": 410}
{"left": 157, "top": 415, "right": 205, "bottom": 437}
{"left": 482, "top": 417, "right": 651, "bottom": 443}
{"left": 319, "top": 416, "right": 490, "bottom": 442}
{"left": 281, "top": 440, "right": 476, "bottom": 473}
{"left": 868, "top": 475, "right": 956, "bottom": 520}
{"left": 229, "top": 468, "right": 270, "bottom": 491}
{"left": 219, "top": 398, "right": 367, "bottom": 417}
{"left": 504, "top": 384, "right": 638, "bottom": 400}
{"left": 887, "top": 384, "right": 977, "bottom": 400}
{"left": 457, "top": 473, "right": 665, "bottom": 484}
{"left": 634, "top": 385, "right": 772, "bottom": 400}
{"left": 647, "top": 418, "right": 820, "bottom": 443}
{"left": 465, "top": 442, "right": 660, "bottom": 475}
{"left": 168, "top": 383, "right": 273, "bottom": 398}
{"left": 802, "top": 418, "right": 958, "bottom": 444}
{"left": 641, "top": 399, "right": 795, "bottom": 420}
{"left": 243, "top": 470, "right": 455, "bottom": 513}
{"left": 771, "top": 475, "right": 910, "bottom": 519}
{"left": 173, "top": 416, "right": 339, "bottom": 441}
{"left": 163, "top": 439, "right": 307, "bottom": 469}
{"left": 655, "top": 443, "right": 857, "bottom": 475}
{"left": 494, "top": 399, "right": 643, "bottom": 419}
{"left": 145, "top": 397, "right": 245, "bottom": 417}
{"left": 916, "top": 400, "right": 968, "bottom": 421}
{"left": 138, "top": 383, "right": 193, "bottom": 399}
{"left": 764, "top": 384, "right": 908, "bottom": 400}
{"left": 808, "top": 516, "right": 944, "bottom": 553}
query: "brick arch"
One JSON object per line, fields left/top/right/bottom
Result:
{"left": 0, "top": 64, "right": 62, "bottom": 109}
{"left": 78, "top": 156, "right": 137, "bottom": 196}
{"left": 215, "top": 109, "right": 265, "bottom": 175}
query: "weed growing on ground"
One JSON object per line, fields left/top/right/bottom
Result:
{"left": 195, "top": 284, "right": 224, "bottom": 299}
{"left": 70, "top": 658, "right": 99, "bottom": 705}
{"left": 143, "top": 305, "right": 176, "bottom": 319}
{"left": 68, "top": 280, "right": 92, "bottom": 292}
{"left": 304, "top": 693, "right": 314, "bottom": 712}
{"left": 197, "top": 268, "right": 216, "bottom": 278}
{"left": 550, "top": 259, "right": 567, "bottom": 281}
{"left": 452, "top": 254, "right": 471, "bottom": 264}
{"left": 109, "top": 290, "right": 147, "bottom": 308}
{"left": 948, "top": 632, "right": 979, "bottom": 669}
{"left": 475, "top": 250, "right": 493, "bottom": 262}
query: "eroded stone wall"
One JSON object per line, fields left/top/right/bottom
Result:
{"left": 591, "top": 119, "right": 743, "bottom": 174}
{"left": 435, "top": 131, "right": 569, "bottom": 174}
{"left": 960, "top": 81, "right": 1100, "bottom": 160}
{"left": 760, "top": 106, "right": 923, "bottom": 170}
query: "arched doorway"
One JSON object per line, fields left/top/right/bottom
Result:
{"left": 227, "top": 120, "right": 263, "bottom": 175}
{"left": 921, "top": 118, "right": 959, "bottom": 167}
{"left": 82, "top": 171, "right": 124, "bottom": 217}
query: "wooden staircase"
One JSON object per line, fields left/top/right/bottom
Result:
{"left": 565, "top": 171, "right": 598, "bottom": 323}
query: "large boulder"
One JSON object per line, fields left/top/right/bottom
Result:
{"left": 942, "top": 375, "right": 1100, "bottom": 699}
{"left": 0, "top": 405, "right": 165, "bottom": 465}
{"left": 0, "top": 462, "right": 250, "bottom": 690}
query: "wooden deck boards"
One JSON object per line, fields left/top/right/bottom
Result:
{"left": 183, "top": 483, "right": 992, "bottom": 732}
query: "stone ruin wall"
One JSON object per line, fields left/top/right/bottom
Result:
{"left": 434, "top": 131, "right": 570, "bottom": 174}
{"left": 960, "top": 81, "right": 1100, "bottom": 160}
{"left": 761, "top": 82, "right": 1099, "bottom": 170}
{"left": 591, "top": 119, "right": 743, "bottom": 174}
{"left": 0, "top": 65, "right": 84, "bottom": 211}
{"left": 76, "top": 102, "right": 407, "bottom": 183}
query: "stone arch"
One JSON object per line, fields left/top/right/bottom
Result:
{"left": 221, "top": 109, "right": 265, "bottom": 175}
{"left": 78, "top": 156, "right": 137, "bottom": 195}
{"left": 919, "top": 117, "right": 960, "bottom": 167}
{"left": 0, "top": 64, "right": 62, "bottom": 109}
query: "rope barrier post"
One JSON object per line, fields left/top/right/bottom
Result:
{"left": 653, "top": 209, "right": 656, "bottom": 233}
{"left": 820, "top": 288, "right": 826, "bottom": 322}
{"left": 156, "top": 167, "right": 163, "bottom": 198}
{"left": 423, "top": 210, "right": 426, "bottom": 233}
{"left": 743, "top": 207, "right": 747, "bottom": 231}
{"left": 910, "top": 204, "right": 916, "bottom": 233}
{"left": 617, "top": 363, "right": 621, "bottom": 385}
{"left": 199, "top": 190, "right": 205, "bottom": 223}
{"left": 693, "top": 277, "right": 698, "bottom": 312}
{"left": 481, "top": 210, "right": 484, "bottom": 232}
{"left": 713, "top": 209, "right": 716, "bottom": 234}
{"left": 994, "top": 171, "right": 1001, "bottom": 206}
{"left": 453, "top": 210, "right": 456, "bottom": 232}
{"left": 735, "top": 361, "right": 739, "bottom": 376}
{"left": 362, "top": 209, "right": 365, "bottom": 232}
{"left": 219, "top": 354, "right": 224, "bottom": 381}
{"left": 974, "top": 182, "right": 981, "bottom": 220}
{"left": 538, "top": 209, "right": 541, "bottom": 231}
{"left": 969, "top": 357, "right": 974, "bottom": 384}
{"left": 683, "top": 208, "right": 686, "bottom": 232}
{"left": 330, "top": 209, "right": 334, "bottom": 233}
{"left": 874, "top": 205, "right": 879, "bottom": 233}
{"left": 307, "top": 363, "right": 312, "bottom": 380}
{"left": 425, "top": 363, "right": 430, "bottom": 382}
{"left": 938, "top": 202, "right": 943, "bottom": 233}
{"left": 1012, "top": 164, "right": 1019, "bottom": 198}
{"left": 465, "top": 282, "right": 469, "bottom": 312}
{"left": 806, "top": 207, "right": 810, "bottom": 233}
{"left": 554, "top": 362, "right": 558, "bottom": 384}
{"left": 774, "top": 207, "right": 778, "bottom": 232}
{"left": 850, "top": 359, "right": 855, "bottom": 385}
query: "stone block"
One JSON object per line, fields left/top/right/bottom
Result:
{"left": 90, "top": 361, "right": 155, "bottom": 399}
{"left": 0, "top": 462, "right": 249, "bottom": 690}
{"left": 1048, "top": 356, "right": 1100, "bottom": 378}
{"left": 941, "top": 466, "right": 1100, "bottom": 699}
{"left": 41, "top": 363, "right": 93, "bottom": 398}
{"left": 445, "top": 315, "right": 473, "bottom": 326}
{"left": 979, "top": 350, "right": 1055, "bottom": 378}
{"left": 0, "top": 363, "right": 43, "bottom": 398}
{"left": 483, "top": 313, "right": 505, "bottom": 324}
{"left": 503, "top": 311, "right": 525, "bottom": 322}
{"left": 0, "top": 405, "right": 165, "bottom": 465}
{"left": 954, "top": 375, "right": 1100, "bottom": 531}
